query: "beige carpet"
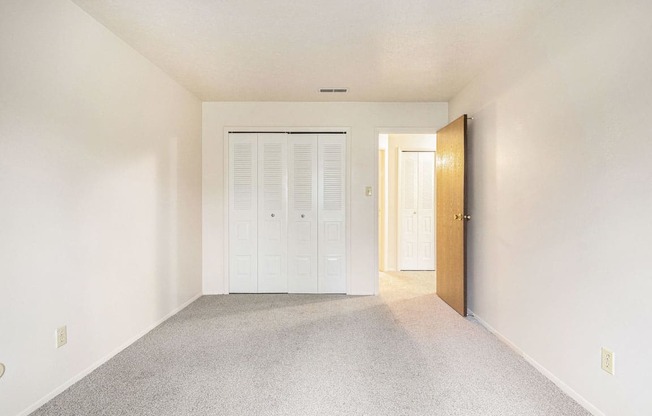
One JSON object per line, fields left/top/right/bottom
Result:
{"left": 32, "top": 272, "right": 589, "bottom": 415}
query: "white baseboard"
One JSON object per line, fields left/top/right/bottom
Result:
{"left": 468, "top": 309, "right": 605, "bottom": 416}
{"left": 17, "top": 292, "right": 202, "bottom": 416}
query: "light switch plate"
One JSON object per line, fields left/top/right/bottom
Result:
{"left": 365, "top": 186, "right": 373, "bottom": 197}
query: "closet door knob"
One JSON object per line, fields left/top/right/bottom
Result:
{"left": 301, "top": 214, "right": 305, "bottom": 218}
{"left": 271, "top": 213, "right": 275, "bottom": 218}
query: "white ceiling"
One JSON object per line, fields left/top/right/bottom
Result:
{"left": 71, "top": 0, "right": 559, "bottom": 102}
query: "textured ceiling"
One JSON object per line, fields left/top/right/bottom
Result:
{"left": 71, "top": 0, "right": 559, "bottom": 101}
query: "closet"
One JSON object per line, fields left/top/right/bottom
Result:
{"left": 399, "top": 151, "right": 435, "bottom": 270}
{"left": 228, "top": 132, "right": 346, "bottom": 294}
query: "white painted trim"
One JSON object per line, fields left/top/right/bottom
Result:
{"left": 222, "top": 128, "right": 230, "bottom": 295}
{"left": 373, "top": 134, "right": 380, "bottom": 295}
{"left": 375, "top": 127, "right": 437, "bottom": 135}
{"left": 469, "top": 309, "right": 605, "bottom": 416}
{"left": 377, "top": 148, "right": 387, "bottom": 274}
{"left": 17, "top": 293, "right": 203, "bottom": 416}
{"left": 397, "top": 148, "right": 404, "bottom": 270}
{"left": 223, "top": 127, "right": 351, "bottom": 295}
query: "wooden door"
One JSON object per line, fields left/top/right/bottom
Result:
{"left": 436, "top": 115, "right": 468, "bottom": 316}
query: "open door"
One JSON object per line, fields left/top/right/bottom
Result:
{"left": 436, "top": 115, "right": 468, "bottom": 316}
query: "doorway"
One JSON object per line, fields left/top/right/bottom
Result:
{"left": 377, "top": 132, "right": 436, "bottom": 294}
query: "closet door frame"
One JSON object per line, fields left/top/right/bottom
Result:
{"left": 223, "top": 127, "right": 351, "bottom": 294}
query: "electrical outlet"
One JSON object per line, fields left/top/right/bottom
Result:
{"left": 56, "top": 326, "right": 67, "bottom": 348}
{"left": 601, "top": 347, "right": 615, "bottom": 375}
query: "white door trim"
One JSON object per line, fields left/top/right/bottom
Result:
{"left": 223, "top": 127, "right": 351, "bottom": 294}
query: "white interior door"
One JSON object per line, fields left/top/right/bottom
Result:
{"left": 287, "top": 135, "right": 319, "bottom": 293}
{"left": 318, "top": 134, "right": 346, "bottom": 293}
{"left": 229, "top": 134, "right": 258, "bottom": 293}
{"left": 417, "top": 152, "right": 435, "bottom": 270}
{"left": 257, "top": 133, "right": 288, "bottom": 293}
{"left": 400, "top": 152, "right": 419, "bottom": 270}
{"left": 399, "top": 151, "right": 435, "bottom": 271}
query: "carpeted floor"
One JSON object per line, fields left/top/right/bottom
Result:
{"left": 32, "top": 272, "right": 590, "bottom": 415}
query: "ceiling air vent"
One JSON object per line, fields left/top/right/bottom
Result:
{"left": 320, "top": 88, "right": 348, "bottom": 93}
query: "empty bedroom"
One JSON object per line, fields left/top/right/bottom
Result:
{"left": 1, "top": 0, "right": 650, "bottom": 415}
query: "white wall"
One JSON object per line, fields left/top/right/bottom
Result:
{"left": 0, "top": 1, "right": 203, "bottom": 415}
{"left": 386, "top": 134, "right": 437, "bottom": 271}
{"left": 449, "top": 0, "right": 652, "bottom": 414}
{"left": 203, "top": 102, "right": 448, "bottom": 294}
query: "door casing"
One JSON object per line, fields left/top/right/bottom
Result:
{"left": 374, "top": 128, "right": 437, "bottom": 295}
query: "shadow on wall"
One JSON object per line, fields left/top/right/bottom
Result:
{"left": 465, "top": 103, "right": 498, "bottom": 314}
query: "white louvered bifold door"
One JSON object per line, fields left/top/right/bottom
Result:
{"left": 400, "top": 152, "right": 419, "bottom": 270}
{"left": 318, "top": 134, "right": 346, "bottom": 293}
{"left": 287, "top": 135, "right": 319, "bottom": 293}
{"left": 229, "top": 134, "right": 258, "bottom": 293}
{"left": 257, "top": 134, "right": 288, "bottom": 293}
{"left": 417, "top": 152, "right": 435, "bottom": 270}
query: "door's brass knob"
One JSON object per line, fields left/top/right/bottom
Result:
{"left": 454, "top": 214, "right": 462, "bottom": 220}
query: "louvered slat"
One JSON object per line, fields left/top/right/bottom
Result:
{"left": 263, "top": 143, "right": 283, "bottom": 211}
{"left": 233, "top": 143, "right": 253, "bottom": 211}
{"left": 293, "top": 143, "right": 313, "bottom": 211}
{"left": 322, "top": 144, "right": 343, "bottom": 211}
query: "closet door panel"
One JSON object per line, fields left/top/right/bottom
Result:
{"left": 399, "top": 151, "right": 419, "bottom": 270}
{"left": 288, "top": 135, "right": 319, "bottom": 293}
{"left": 229, "top": 134, "right": 258, "bottom": 293}
{"left": 318, "top": 134, "right": 346, "bottom": 293}
{"left": 257, "top": 134, "right": 288, "bottom": 293}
